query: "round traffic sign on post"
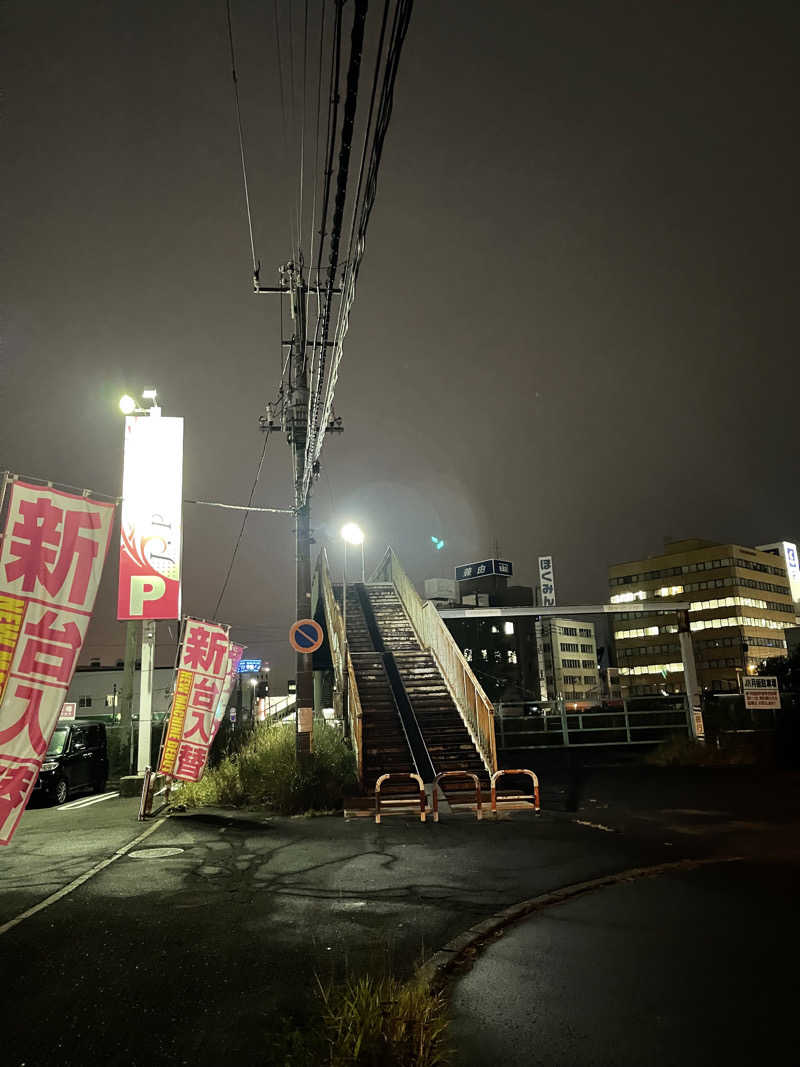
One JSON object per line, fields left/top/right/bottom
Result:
{"left": 289, "top": 618, "right": 324, "bottom": 654}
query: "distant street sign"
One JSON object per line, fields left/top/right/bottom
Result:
{"left": 59, "top": 702, "right": 77, "bottom": 721}
{"left": 237, "top": 658, "right": 262, "bottom": 674}
{"left": 455, "top": 559, "right": 513, "bottom": 582}
{"left": 743, "top": 676, "right": 780, "bottom": 710}
{"left": 289, "top": 619, "right": 324, "bottom": 654}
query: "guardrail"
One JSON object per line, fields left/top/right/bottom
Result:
{"left": 490, "top": 769, "right": 540, "bottom": 815}
{"left": 495, "top": 699, "right": 690, "bottom": 749}
{"left": 317, "top": 548, "right": 363, "bottom": 783}
{"left": 371, "top": 547, "right": 497, "bottom": 774}
{"left": 432, "top": 770, "right": 482, "bottom": 821}
{"left": 374, "top": 772, "right": 427, "bottom": 823}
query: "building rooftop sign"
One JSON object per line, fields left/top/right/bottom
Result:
{"left": 236, "top": 659, "right": 262, "bottom": 674}
{"left": 455, "top": 559, "right": 513, "bottom": 581}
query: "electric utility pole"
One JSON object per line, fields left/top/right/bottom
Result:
{"left": 258, "top": 262, "right": 342, "bottom": 756}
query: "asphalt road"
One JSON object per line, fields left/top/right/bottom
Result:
{"left": 1, "top": 766, "right": 798, "bottom": 1066}
{"left": 449, "top": 859, "right": 798, "bottom": 1066}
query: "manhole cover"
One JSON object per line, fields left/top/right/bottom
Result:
{"left": 129, "top": 846, "right": 185, "bottom": 859}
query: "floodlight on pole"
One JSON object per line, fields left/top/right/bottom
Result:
{"left": 119, "top": 394, "right": 137, "bottom": 415}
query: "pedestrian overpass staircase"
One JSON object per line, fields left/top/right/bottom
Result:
{"left": 316, "top": 547, "right": 537, "bottom": 818}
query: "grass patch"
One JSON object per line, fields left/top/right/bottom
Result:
{"left": 177, "top": 720, "right": 358, "bottom": 814}
{"left": 318, "top": 974, "right": 449, "bottom": 1067}
{"left": 646, "top": 734, "right": 761, "bottom": 767}
{"left": 257, "top": 974, "right": 450, "bottom": 1066}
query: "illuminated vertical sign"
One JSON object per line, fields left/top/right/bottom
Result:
{"left": 538, "top": 555, "right": 556, "bottom": 607}
{"left": 0, "top": 481, "right": 115, "bottom": 844}
{"left": 117, "top": 416, "right": 183, "bottom": 621}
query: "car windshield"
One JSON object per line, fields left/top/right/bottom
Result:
{"left": 47, "top": 727, "right": 70, "bottom": 756}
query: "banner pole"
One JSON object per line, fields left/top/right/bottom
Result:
{"left": 137, "top": 619, "right": 156, "bottom": 774}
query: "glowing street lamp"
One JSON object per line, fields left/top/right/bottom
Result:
{"left": 341, "top": 523, "right": 365, "bottom": 583}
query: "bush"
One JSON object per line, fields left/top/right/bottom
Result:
{"left": 177, "top": 720, "right": 358, "bottom": 814}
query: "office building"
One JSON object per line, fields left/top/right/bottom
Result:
{"left": 537, "top": 617, "right": 600, "bottom": 704}
{"left": 609, "top": 539, "right": 793, "bottom": 695}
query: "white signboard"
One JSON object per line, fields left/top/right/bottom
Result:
{"left": 743, "top": 676, "right": 780, "bottom": 710}
{"left": 59, "top": 702, "right": 77, "bottom": 721}
{"left": 117, "top": 415, "right": 184, "bottom": 621}
{"left": 538, "top": 555, "right": 556, "bottom": 607}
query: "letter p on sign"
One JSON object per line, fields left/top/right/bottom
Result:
{"left": 129, "top": 575, "right": 166, "bottom": 616}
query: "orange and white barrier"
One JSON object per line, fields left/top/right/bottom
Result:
{"left": 490, "top": 769, "right": 540, "bottom": 816}
{"left": 432, "top": 770, "right": 482, "bottom": 821}
{"left": 375, "top": 772, "right": 427, "bottom": 823}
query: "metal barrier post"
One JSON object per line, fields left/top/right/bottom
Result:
{"left": 558, "top": 698, "right": 569, "bottom": 746}
{"left": 490, "top": 769, "right": 540, "bottom": 816}
{"left": 432, "top": 771, "right": 482, "bottom": 822}
{"left": 624, "top": 699, "right": 632, "bottom": 743}
{"left": 375, "top": 773, "right": 427, "bottom": 824}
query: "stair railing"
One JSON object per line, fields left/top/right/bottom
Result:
{"left": 371, "top": 547, "right": 498, "bottom": 774}
{"left": 316, "top": 547, "right": 363, "bottom": 783}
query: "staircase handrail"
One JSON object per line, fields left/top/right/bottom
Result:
{"left": 316, "top": 547, "right": 363, "bottom": 782}
{"left": 375, "top": 546, "right": 498, "bottom": 773}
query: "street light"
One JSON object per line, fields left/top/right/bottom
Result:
{"left": 118, "top": 389, "right": 161, "bottom": 417}
{"left": 341, "top": 522, "right": 365, "bottom": 581}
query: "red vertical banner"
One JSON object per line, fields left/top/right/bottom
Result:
{"left": 160, "top": 618, "right": 231, "bottom": 782}
{"left": 0, "top": 481, "right": 115, "bottom": 845}
{"left": 210, "top": 642, "right": 243, "bottom": 742}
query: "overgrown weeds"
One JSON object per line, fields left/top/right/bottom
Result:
{"left": 177, "top": 721, "right": 357, "bottom": 814}
{"left": 318, "top": 974, "right": 450, "bottom": 1067}
{"left": 646, "top": 734, "right": 761, "bottom": 767}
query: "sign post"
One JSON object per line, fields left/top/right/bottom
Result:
{"left": 289, "top": 620, "right": 324, "bottom": 753}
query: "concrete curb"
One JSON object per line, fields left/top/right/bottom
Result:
{"left": 416, "top": 854, "right": 745, "bottom": 988}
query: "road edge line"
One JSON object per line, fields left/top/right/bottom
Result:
{"left": 0, "top": 818, "right": 167, "bottom": 938}
{"left": 416, "top": 855, "right": 745, "bottom": 987}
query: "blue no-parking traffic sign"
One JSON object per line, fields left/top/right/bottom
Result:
{"left": 289, "top": 618, "right": 324, "bottom": 654}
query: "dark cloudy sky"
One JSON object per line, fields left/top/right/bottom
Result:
{"left": 2, "top": 1, "right": 798, "bottom": 685}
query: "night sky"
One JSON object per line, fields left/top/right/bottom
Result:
{"left": 3, "top": 1, "right": 798, "bottom": 686}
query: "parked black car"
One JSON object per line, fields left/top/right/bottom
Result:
{"left": 35, "top": 721, "right": 109, "bottom": 804}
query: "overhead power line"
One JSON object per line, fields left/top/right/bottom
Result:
{"left": 225, "top": 0, "right": 258, "bottom": 274}
{"left": 213, "top": 428, "right": 273, "bottom": 619}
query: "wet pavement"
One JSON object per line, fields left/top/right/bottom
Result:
{"left": 450, "top": 858, "right": 798, "bottom": 1066}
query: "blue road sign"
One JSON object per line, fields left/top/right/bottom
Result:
{"left": 289, "top": 618, "right": 324, "bottom": 653}
{"left": 455, "top": 559, "right": 513, "bottom": 581}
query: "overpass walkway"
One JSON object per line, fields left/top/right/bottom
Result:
{"left": 316, "top": 547, "right": 528, "bottom": 817}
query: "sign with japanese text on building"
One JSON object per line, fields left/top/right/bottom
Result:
{"left": 236, "top": 658, "right": 262, "bottom": 673}
{"left": 455, "top": 559, "right": 513, "bottom": 582}
{"left": 159, "top": 617, "right": 230, "bottom": 782}
{"left": 0, "top": 481, "right": 115, "bottom": 845}
{"left": 743, "top": 675, "right": 780, "bottom": 710}
{"left": 210, "top": 642, "right": 243, "bottom": 742}
{"left": 117, "top": 415, "right": 183, "bottom": 621}
{"left": 538, "top": 555, "right": 556, "bottom": 607}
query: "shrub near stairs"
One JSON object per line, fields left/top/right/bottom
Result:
{"left": 178, "top": 721, "right": 358, "bottom": 814}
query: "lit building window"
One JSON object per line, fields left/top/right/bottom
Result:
{"left": 610, "top": 590, "right": 647, "bottom": 604}
{"left": 507, "top": 650, "right": 518, "bottom": 664}
{"left": 618, "top": 662, "right": 684, "bottom": 677}
{"left": 504, "top": 621, "right": 515, "bottom": 635}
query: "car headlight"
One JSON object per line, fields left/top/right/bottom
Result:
{"left": 41, "top": 761, "right": 59, "bottom": 772}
